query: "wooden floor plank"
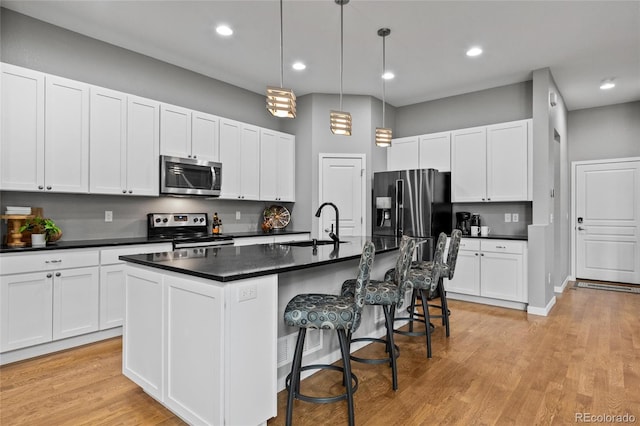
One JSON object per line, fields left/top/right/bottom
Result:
{"left": 1, "top": 283, "right": 639, "bottom": 425}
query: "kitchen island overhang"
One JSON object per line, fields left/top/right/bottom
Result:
{"left": 119, "top": 236, "right": 400, "bottom": 426}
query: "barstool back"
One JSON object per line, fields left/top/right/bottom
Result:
{"left": 395, "top": 236, "right": 417, "bottom": 309}
{"left": 351, "top": 241, "right": 376, "bottom": 332}
{"left": 446, "top": 229, "right": 463, "bottom": 280}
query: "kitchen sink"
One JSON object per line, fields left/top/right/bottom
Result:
{"left": 280, "top": 240, "right": 349, "bottom": 247}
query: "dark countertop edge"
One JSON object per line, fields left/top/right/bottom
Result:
{"left": 462, "top": 235, "right": 528, "bottom": 241}
{"left": 0, "top": 230, "right": 312, "bottom": 253}
{"left": 121, "top": 245, "right": 399, "bottom": 283}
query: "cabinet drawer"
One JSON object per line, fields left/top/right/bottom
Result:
{"left": 458, "top": 239, "right": 480, "bottom": 251}
{"left": 100, "top": 243, "right": 172, "bottom": 265}
{"left": 0, "top": 249, "right": 99, "bottom": 275}
{"left": 480, "top": 240, "right": 525, "bottom": 254}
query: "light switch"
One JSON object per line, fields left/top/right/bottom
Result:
{"left": 236, "top": 211, "right": 241, "bottom": 220}
{"left": 504, "top": 213, "right": 511, "bottom": 223}
{"left": 512, "top": 213, "right": 519, "bottom": 223}
{"left": 105, "top": 211, "right": 113, "bottom": 222}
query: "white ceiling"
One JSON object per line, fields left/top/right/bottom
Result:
{"left": 3, "top": 0, "right": 639, "bottom": 111}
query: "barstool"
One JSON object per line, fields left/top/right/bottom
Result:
{"left": 393, "top": 232, "right": 447, "bottom": 358}
{"left": 340, "top": 236, "right": 416, "bottom": 390}
{"left": 283, "top": 241, "right": 375, "bottom": 426}
{"left": 409, "top": 229, "right": 463, "bottom": 337}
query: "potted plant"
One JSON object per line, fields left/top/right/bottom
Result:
{"left": 19, "top": 217, "right": 62, "bottom": 245}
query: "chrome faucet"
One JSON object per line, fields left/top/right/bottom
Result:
{"left": 315, "top": 202, "right": 340, "bottom": 243}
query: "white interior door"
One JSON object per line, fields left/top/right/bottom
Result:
{"left": 575, "top": 160, "right": 640, "bottom": 284}
{"left": 319, "top": 155, "right": 365, "bottom": 238}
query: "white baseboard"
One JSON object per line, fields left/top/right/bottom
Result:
{"left": 527, "top": 296, "right": 556, "bottom": 317}
{"left": 0, "top": 327, "right": 122, "bottom": 366}
{"left": 446, "top": 292, "right": 527, "bottom": 311}
{"left": 554, "top": 275, "right": 571, "bottom": 293}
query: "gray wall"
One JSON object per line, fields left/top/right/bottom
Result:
{"left": 395, "top": 81, "right": 533, "bottom": 138}
{"left": 568, "top": 101, "right": 640, "bottom": 162}
{"left": 528, "top": 67, "right": 569, "bottom": 312}
{"left": 1, "top": 8, "right": 280, "bottom": 129}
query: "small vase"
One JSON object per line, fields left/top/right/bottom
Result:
{"left": 31, "top": 233, "right": 46, "bottom": 247}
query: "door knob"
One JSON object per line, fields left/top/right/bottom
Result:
{"left": 577, "top": 226, "right": 586, "bottom": 231}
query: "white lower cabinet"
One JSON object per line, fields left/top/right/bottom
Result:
{"left": 123, "top": 265, "right": 277, "bottom": 426}
{"left": 99, "top": 243, "right": 172, "bottom": 330}
{"left": 445, "top": 239, "right": 527, "bottom": 304}
{"left": 0, "top": 249, "right": 100, "bottom": 352}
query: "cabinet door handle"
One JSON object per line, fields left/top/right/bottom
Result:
{"left": 46, "top": 273, "right": 52, "bottom": 278}
{"left": 55, "top": 272, "right": 61, "bottom": 277}
{"left": 45, "top": 259, "right": 62, "bottom": 264}
{"left": 496, "top": 245, "right": 506, "bottom": 249}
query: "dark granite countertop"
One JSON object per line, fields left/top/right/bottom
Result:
{"left": 0, "top": 230, "right": 312, "bottom": 254}
{"left": 119, "top": 235, "right": 400, "bottom": 282}
{"left": 462, "top": 234, "right": 528, "bottom": 241}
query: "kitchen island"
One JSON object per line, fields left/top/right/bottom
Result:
{"left": 119, "top": 236, "right": 400, "bottom": 426}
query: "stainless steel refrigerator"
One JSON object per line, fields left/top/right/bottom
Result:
{"left": 372, "top": 169, "right": 452, "bottom": 262}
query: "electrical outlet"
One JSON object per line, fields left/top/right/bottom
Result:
{"left": 236, "top": 211, "right": 241, "bottom": 220}
{"left": 512, "top": 213, "right": 519, "bottom": 223}
{"left": 238, "top": 284, "right": 257, "bottom": 302}
{"left": 504, "top": 213, "right": 511, "bottom": 223}
{"left": 105, "top": 211, "right": 113, "bottom": 222}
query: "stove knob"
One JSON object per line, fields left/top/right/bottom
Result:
{"left": 199, "top": 217, "right": 205, "bottom": 222}
{"left": 162, "top": 218, "right": 168, "bottom": 223}
{"left": 155, "top": 218, "right": 161, "bottom": 223}
{"left": 193, "top": 218, "right": 199, "bottom": 223}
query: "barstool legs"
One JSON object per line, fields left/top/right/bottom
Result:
{"left": 382, "top": 305, "right": 399, "bottom": 390}
{"left": 337, "top": 329, "right": 356, "bottom": 426}
{"left": 286, "top": 328, "right": 306, "bottom": 426}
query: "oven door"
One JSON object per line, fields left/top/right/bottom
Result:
{"left": 160, "top": 155, "right": 221, "bottom": 197}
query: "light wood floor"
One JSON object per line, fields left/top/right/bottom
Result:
{"left": 2, "top": 283, "right": 639, "bottom": 425}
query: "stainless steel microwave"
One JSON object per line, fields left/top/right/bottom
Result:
{"left": 160, "top": 155, "right": 222, "bottom": 197}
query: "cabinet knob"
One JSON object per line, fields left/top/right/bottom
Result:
{"left": 46, "top": 273, "right": 52, "bottom": 278}
{"left": 487, "top": 198, "right": 491, "bottom": 201}
{"left": 38, "top": 185, "right": 44, "bottom": 190}
{"left": 55, "top": 272, "right": 61, "bottom": 277}
{"left": 193, "top": 155, "right": 197, "bottom": 159}
{"left": 46, "top": 186, "right": 52, "bottom": 190}
{"left": 475, "top": 253, "right": 478, "bottom": 256}
{"left": 481, "top": 253, "right": 485, "bottom": 256}
{"left": 128, "top": 190, "right": 133, "bottom": 194}
{"left": 481, "top": 198, "right": 485, "bottom": 201}
{"left": 187, "top": 155, "right": 192, "bottom": 158}
{"left": 122, "top": 189, "right": 127, "bottom": 193}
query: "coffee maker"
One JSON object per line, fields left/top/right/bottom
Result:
{"left": 455, "top": 212, "right": 471, "bottom": 235}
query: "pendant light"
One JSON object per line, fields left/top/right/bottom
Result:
{"left": 375, "top": 28, "right": 392, "bottom": 147}
{"left": 266, "top": 0, "right": 296, "bottom": 118}
{"left": 330, "top": 0, "right": 352, "bottom": 136}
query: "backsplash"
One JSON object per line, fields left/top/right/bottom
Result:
{"left": 0, "top": 191, "right": 296, "bottom": 241}
{"left": 453, "top": 202, "right": 531, "bottom": 236}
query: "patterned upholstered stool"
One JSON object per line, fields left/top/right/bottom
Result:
{"left": 408, "top": 229, "right": 463, "bottom": 338}
{"left": 393, "top": 232, "right": 446, "bottom": 358}
{"left": 341, "top": 236, "right": 416, "bottom": 390}
{"left": 283, "top": 242, "right": 375, "bottom": 426}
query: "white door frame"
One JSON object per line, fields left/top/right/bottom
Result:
{"left": 318, "top": 153, "right": 367, "bottom": 238}
{"left": 570, "top": 156, "right": 640, "bottom": 280}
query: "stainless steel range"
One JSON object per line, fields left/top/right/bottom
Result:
{"left": 147, "top": 213, "right": 234, "bottom": 249}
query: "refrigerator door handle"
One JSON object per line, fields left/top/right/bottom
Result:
{"left": 396, "top": 179, "right": 404, "bottom": 236}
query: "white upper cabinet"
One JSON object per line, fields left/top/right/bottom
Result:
{"left": 419, "top": 132, "right": 451, "bottom": 172}
{"left": 0, "top": 63, "right": 45, "bottom": 191}
{"left": 451, "top": 126, "right": 487, "bottom": 202}
{"left": 219, "top": 118, "right": 260, "bottom": 200}
{"left": 90, "top": 88, "right": 159, "bottom": 196}
{"left": 191, "top": 111, "right": 220, "bottom": 162}
{"left": 486, "top": 120, "right": 531, "bottom": 201}
{"left": 160, "top": 104, "right": 220, "bottom": 162}
{"left": 386, "top": 136, "right": 419, "bottom": 171}
{"left": 45, "top": 75, "right": 90, "bottom": 193}
{"left": 451, "top": 119, "right": 531, "bottom": 202}
{"left": 260, "top": 129, "right": 295, "bottom": 202}
{"left": 1, "top": 65, "right": 89, "bottom": 193}
{"left": 126, "top": 96, "right": 160, "bottom": 196}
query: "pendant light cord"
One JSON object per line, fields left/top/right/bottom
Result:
{"left": 279, "top": 0, "right": 284, "bottom": 88}
{"left": 339, "top": 0, "right": 344, "bottom": 111}
{"left": 382, "top": 33, "right": 386, "bottom": 127}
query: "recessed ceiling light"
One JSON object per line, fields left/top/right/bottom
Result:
{"left": 216, "top": 25, "right": 233, "bottom": 36}
{"left": 600, "top": 79, "right": 616, "bottom": 90}
{"left": 382, "top": 71, "right": 395, "bottom": 80}
{"left": 466, "top": 46, "right": 483, "bottom": 57}
{"left": 292, "top": 62, "right": 306, "bottom": 71}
